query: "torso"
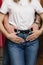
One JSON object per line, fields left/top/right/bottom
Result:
{"left": 8, "top": 0, "right": 35, "bottom": 30}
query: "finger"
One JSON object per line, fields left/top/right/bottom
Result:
{"left": 15, "top": 39, "right": 24, "bottom": 43}
{"left": 26, "top": 35, "right": 36, "bottom": 41}
{"left": 15, "top": 37, "right": 25, "bottom": 42}
{"left": 30, "top": 38, "right": 36, "bottom": 41}
{"left": 18, "top": 38, "right": 24, "bottom": 42}
{"left": 26, "top": 34, "right": 35, "bottom": 41}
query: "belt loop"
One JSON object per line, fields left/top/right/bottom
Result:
{"left": 17, "top": 29, "right": 20, "bottom": 33}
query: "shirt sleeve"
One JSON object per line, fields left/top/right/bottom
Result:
{"left": 0, "top": 0, "right": 9, "bottom": 14}
{"left": 32, "top": 0, "right": 43, "bottom": 14}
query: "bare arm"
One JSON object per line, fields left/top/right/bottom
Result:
{"left": 0, "top": 13, "right": 9, "bottom": 38}
{"left": 26, "top": 13, "right": 43, "bottom": 41}
{"left": 0, "top": 13, "right": 24, "bottom": 43}
{"left": 39, "top": 13, "right": 43, "bottom": 34}
{"left": 4, "top": 14, "right": 15, "bottom": 33}
{"left": 30, "top": 13, "right": 41, "bottom": 31}
{"left": 35, "top": 14, "right": 41, "bottom": 28}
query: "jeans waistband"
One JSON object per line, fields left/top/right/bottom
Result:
{"left": 14, "top": 28, "right": 33, "bottom": 34}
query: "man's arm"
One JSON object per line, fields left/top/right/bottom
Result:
{"left": 4, "top": 14, "right": 15, "bottom": 33}
{"left": 0, "top": 13, "right": 24, "bottom": 43}
{"left": 30, "top": 13, "right": 41, "bottom": 31}
{"left": 39, "top": 13, "right": 43, "bottom": 34}
{"left": 34, "top": 13, "right": 41, "bottom": 29}
{"left": 26, "top": 13, "right": 43, "bottom": 41}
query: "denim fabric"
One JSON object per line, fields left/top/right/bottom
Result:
{"left": 3, "top": 31, "right": 39, "bottom": 65}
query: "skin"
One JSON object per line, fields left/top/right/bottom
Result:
{"left": 26, "top": 13, "right": 43, "bottom": 41}
{"left": 26, "top": 0, "right": 43, "bottom": 41}
{"left": 4, "top": 14, "right": 15, "bottom": 34}
{"left": 4, "top": 14, "right": 43, "bottom": 42}
{"left": 4, "top": 14, "right": 40, "bottom": 33}
{"left": 0, "top": 13, "right": 24, "bottom": 43}
{"left": 0, "top": 0, "right": 43, "bottom": 43}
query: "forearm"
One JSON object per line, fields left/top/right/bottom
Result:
{"left": 34, "top": 13, "right": 43, "bottom": 35}
{"left": 0, "top": 22, "right": 9, "bottom": 38}
{"left": 34, "top": 14, "right": 41, "bottom": 29}
{"left": 39, "top": 13, "right": 43, "bottom": 34}
{"left": 4, "top": 14, "right": 17, "bottom": 33}
{"left": 35, "top": 14, "right": 41, "bottom": 22}
{"left": 0, "top": 13, "right": 9, "bottom": 38}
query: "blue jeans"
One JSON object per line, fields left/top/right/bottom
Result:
{"left": 4, "top": 31, "right": 39, "bottom": 65}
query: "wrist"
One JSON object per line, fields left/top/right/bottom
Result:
{"left": 5, "top": 33, "right": 10, "bottom": 39}
{"left": 34, "top": 21, "right": 41, "bottom": 28}
{"left": 38, "top": 28, "right": 43, "bottom": 36}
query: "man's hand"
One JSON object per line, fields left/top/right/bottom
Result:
{"left": 8, "top": 32, "right": 24, "bottom": 43}
{"left": 4, "top": 14, "right": 15, "bottom": 33}
{"left": 5, "top": 24, "right": 15, "bottom": 33}
{"left": 26, "top": 30, "right": 41, "bottom": 41}
{"left": 30, "top": 23, "right": 39, "bottom": 31}
{"left": 4, "top": 15, "right": 24, "bottom": 43}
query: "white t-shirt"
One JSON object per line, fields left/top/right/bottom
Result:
{"left": 0, "top": 0, "right": 43, "bottom": 30}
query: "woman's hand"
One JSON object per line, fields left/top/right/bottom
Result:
{"left": 8, "top": 32, "right": 24, "bottom": 43}
{"left": 26, "top": 30, "right": 41, "bottom": 41}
